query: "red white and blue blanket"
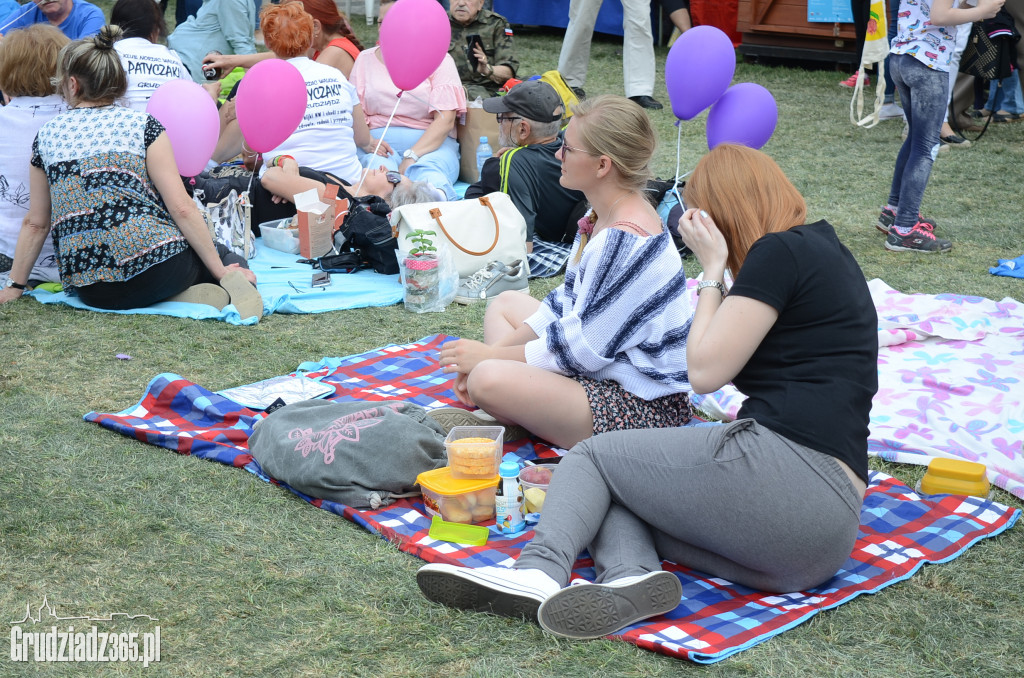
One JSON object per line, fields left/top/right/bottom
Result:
{"left": 84, "top": 334, "right": 1020, "bottom": 664}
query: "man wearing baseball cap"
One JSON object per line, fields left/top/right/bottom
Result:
{"left": 465, "top": 80, "right": 585, "bottom": 249}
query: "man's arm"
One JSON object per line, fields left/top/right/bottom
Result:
{"left": 219, "top": 0, "right": 257, "bottom": 56}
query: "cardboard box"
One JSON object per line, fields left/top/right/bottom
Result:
{"left": 456, "top": 106, "right": 500, "bottom": 184}
{"left": 294, "top": 184, "right": 339, "bottom": 258}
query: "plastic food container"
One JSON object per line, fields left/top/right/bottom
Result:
{"left": 519, "top": 463, "right": 557, "bottom": 513}
{"left": 445, "top": 426, "right": 504, "bottom": 479}
{"left": 259, "top": 217, "right": 301, "bottom": 254}
{"left": 917, "top": 458, "right": 990, "bottom": 498}
{"left": 417, "top": 466, "right": 499, "bottom": 524}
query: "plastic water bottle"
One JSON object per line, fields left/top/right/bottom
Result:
{"left": 476, "top": 136, "right": 493, "bottom": 182}
{"left": 494, "top": 461, "right": 526, "bottom": 535}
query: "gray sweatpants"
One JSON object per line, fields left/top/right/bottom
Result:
{"left": 516, "top": 419, "right": 863, "bottom": 593}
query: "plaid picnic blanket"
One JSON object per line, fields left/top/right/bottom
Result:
{"left": 527, "top": 238, "right": 572, "bottom": 279}
{"left": 84, "top": 335, "right": 1020, "bottom": 664}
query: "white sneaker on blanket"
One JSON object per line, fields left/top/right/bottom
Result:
{"left": 538, "top": 571, "right": 682, "bottom": 639}
{"left": 417, "top": 564, "right": 560, "bottom": 623}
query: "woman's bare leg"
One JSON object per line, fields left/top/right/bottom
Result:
{"left": 484, "top": 290, "right": 542, "bottom": 344}
{"left": 466, "top": 359, "right": 594, "bottom": 449}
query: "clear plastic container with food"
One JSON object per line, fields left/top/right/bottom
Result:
{"left": 445, "top": 426, "right": 504, "bottom": 479}
{"left": 519, "top": 463, "right": 557, "bottom": 514}
{"left": 416, "top": 466, "right": 499, "bottom": 524}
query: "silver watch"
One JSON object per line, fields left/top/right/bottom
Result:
{"left": 402, "top": 149, "right": 419, "bottom": 163}
{"left": 695, "top": 279, "right": 726, "bottom": 297}
{"left": 4, "top": 278, "right": 26, "bottom": 290}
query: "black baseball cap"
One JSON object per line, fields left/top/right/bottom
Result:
{"left": 483, "top": 80, "right": 564, "bottom": 123}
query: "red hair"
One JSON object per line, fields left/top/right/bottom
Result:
{"left": 300, "top": 0, "right": 363, "bottom": 51}
{"left": 684, "top": 144, "right": 807, "bottom": 275}
{"left": 261, "top": 2, "right": 315, "bottom": 59}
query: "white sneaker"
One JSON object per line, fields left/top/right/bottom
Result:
{"left": 537, "top": 570, "right": 682, "bottom": 639}
{"left": 878, "top": 102, "right": 905, "bottom": 120}
{"left": 417, "top": 564, "right": 560, "bottom": 623}
{"left": 454, "top": 259, "right": 528, "bottom": 304}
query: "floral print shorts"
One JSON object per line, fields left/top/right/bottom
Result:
{"left": 571, "top": 375, "right": 694, "bottom": 435}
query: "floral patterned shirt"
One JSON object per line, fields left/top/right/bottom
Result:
{"left": 31, "top": 106, "right": 187, "bottom": 289}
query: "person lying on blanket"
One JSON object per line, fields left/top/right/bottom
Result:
{"left": 417, "top": 143, "right": 879, "bottom": 640}
{"left": 431, "top": 95, "right": 694, "bottom": 451}
{"left": 0, "top": 26, "right": 263, "bottom": 320}
{"left": 251, "top": 162, "right": 444, "bottom": 227}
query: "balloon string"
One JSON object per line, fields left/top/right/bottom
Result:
{"left": 352, "top": 91, "right": 403, "bottom": 198}
{"left": 0, "top": 4, "right": 39, "bottom": 33}
{"left": 672, "top": 122, "right": 687, "bottom": 211}
{"left": 246, "top": 156, "right": 259, "bottom": 197}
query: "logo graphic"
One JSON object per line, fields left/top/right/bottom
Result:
{"left": 9, "top": 597, "right": 161, "bottom": 667}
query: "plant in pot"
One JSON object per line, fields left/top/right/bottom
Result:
{"left": 402, "top": 229, "right": 441, "bottom": 312}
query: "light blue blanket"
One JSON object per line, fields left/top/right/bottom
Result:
{"left": 29, "top": 237, "right": 404, "bottom": 325}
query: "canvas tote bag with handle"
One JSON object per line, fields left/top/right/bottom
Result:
{"left": 390, "top": 192, "right": 530, "bottom": 278}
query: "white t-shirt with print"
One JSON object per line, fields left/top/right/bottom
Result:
{"left": 890, "top": 0, "right": 963, "bottom": 72}
{"left": 114, "top": 37, "right": 190, "bottom": 112}
{"left": 262, "top": 57, "right": 363, "bottom": 185}
{"left": 0, "top": 95, "right": 66, "bottom": 282}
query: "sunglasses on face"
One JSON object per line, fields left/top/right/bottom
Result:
{"left": 385, "top": 170, "right": 402, "bottom": 186}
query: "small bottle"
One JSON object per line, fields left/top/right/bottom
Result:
{"left": 475, "top": 136, "right": 493, "bottom": 182}
{"left": 494, "top": 461, "right": 526, "bottom": 535}
{"left": 202, "top": 51, "right": 223, "bottom": 81}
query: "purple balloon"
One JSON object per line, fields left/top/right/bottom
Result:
{"left": 664, "top": 25, "right": 736, "bottom": 121}
{"left": 706, "top": 83, "right": 778, "bottom": 150}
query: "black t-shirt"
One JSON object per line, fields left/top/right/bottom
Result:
{"left": 729, "top": 221, "right": 877, "bottom": 483}
{"left": 464, "top": 140, "right": 584, "bottom": 242}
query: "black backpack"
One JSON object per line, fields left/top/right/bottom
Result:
{"left": 335, "top": 194, "right": 400, "bottom": 275}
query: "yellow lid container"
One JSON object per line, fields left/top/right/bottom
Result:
{"left": 919, "top": 458, "right": 990, "bottom": 498}
{"left": 416, "top": 467, "right": 499, "bottom": 524}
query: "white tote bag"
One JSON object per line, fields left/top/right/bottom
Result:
{"left": 390, "top": 192, "right": 530, "bottom": 278}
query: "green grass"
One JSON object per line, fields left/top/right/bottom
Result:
{"left": 2, "top": 8, "right": 1024, "bottom": 677}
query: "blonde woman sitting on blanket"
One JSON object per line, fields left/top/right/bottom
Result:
{"left": 430, "top": 96, "right": 694, "bottom": 450}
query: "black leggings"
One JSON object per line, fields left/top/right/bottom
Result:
{"left": 75, "top": 244, "right": 246, "bottom": 310}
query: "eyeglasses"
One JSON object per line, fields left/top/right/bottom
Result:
{"left": 560, "top": 140, "right": 594, "bottom": 156}
{"left": 496, "top": 115, "right": 521, "bottom": 124}
{"left": 385, "top": 170, "right": 402, "bottom": 186}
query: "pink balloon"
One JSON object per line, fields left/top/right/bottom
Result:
{"left": 146, "top": 80, "right": 219, "bottom": 177}
{"left": 379, "top": 0, "right": 451, "bottom": 91}
{"left": 706, "top": 83, "right": 778, "bottom": 151}
{"left": 235, "top": 59, "right": 307, "bottom": 154}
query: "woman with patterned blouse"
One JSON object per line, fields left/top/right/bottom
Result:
{"left": 0, "top": 25, "right": 262, "bottom": 319}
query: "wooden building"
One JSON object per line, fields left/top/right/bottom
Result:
{"left": 737, "top": 0, "right": 860, "bottom": 65}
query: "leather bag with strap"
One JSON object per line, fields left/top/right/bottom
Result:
{"left": 389, "top": 192, "right": 530, "bottom": 278}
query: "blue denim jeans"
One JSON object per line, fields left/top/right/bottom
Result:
{"left": 887, "top": 53, "right": 948, "bottom": 230}
{"left": 985, "top": 73, "right": 1024, "bottom": 115}
{"left": 883, "top": 0, "right": 899, "bottom": 103}
{"left": 358, "top": 126, "right": 461, "bottom": 201}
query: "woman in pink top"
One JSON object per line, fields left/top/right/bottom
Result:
{"left": 348, "top": 0, "right": 467, "bottom": 200}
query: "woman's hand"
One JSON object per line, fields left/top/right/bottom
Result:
{"left": 222, "top": 262, "right": 257, "bottom": 286}
{"left": 452, "top": 373, "right": 475, "bottom": 407}
{"left": 439, "top": 339, "right": 492, "bottom": 376}
{"left": 0, "top": 286, "right": 24, "bottom": 305}
{"left": 366, "top": 138, "right": 393, "bottom": 157}
{"left": 677, "top": 208, "right": 728, "bottom": 275}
